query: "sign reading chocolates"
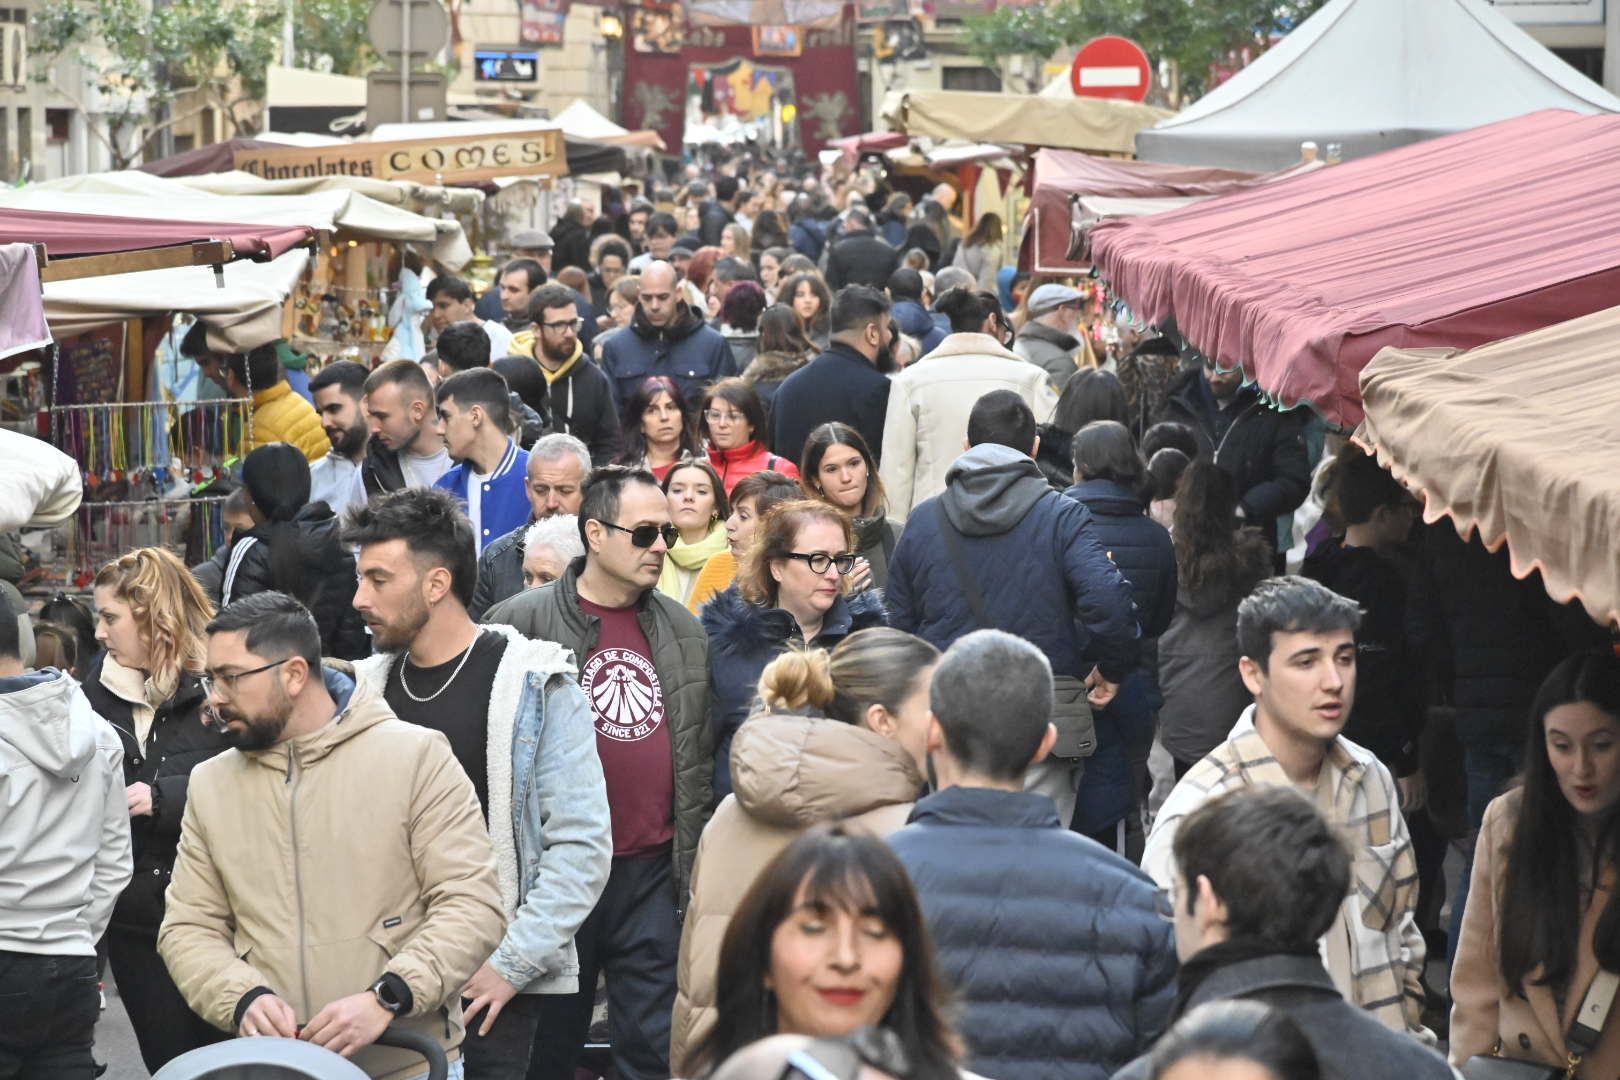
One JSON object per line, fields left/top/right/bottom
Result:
{"left": 234, "top": 128, "right": 567, "bottom": 184}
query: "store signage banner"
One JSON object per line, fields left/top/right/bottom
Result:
{"left": 234, "top": 129, "right": 567, "bottom": 183}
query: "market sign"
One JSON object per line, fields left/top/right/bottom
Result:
{"left": 233, "top": 128, "right": 567, "bottom": 184}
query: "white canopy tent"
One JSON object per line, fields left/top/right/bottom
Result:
{"left": 1136, "top": 0, "right": 1620, "bottom": 169}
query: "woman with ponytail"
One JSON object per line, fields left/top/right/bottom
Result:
{"left": 194, "top": 442, "right": 369, "bottom": 658}
{"left": 86, "top": 547, "right": 232, "bottom": 1070}
{"left": 670, "top": 628, "right": 940, "bottom": 1075}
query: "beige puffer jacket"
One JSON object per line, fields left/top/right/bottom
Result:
{"left": 670, "top": 712, "right": 924, "bottom": 1075}
{"left": 157, "top": 680, "right": 505, "bottom": 1080}
{"left": 879, "top": 333, "right": 1060, "bottom": 522}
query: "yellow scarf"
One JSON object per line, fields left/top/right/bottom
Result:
{"left": 657, "top": 520, "right": 728, "bottom": 606}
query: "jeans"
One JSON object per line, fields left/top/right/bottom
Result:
{"left": 526, "top": 854, "right": 679, "bottom": 1080}
{"left": 404, "top": 1054, "right": 466, "bottom": 1080}
{"left": 0, "top": 951, "right": 99, "bottom": 1080}
{"left": 464, "top": 993, "right": 548, "bottom": 1080}
{"left": 1448, "top": 738, "right": 1522, "bottom": 964}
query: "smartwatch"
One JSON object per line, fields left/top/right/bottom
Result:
{"left": 369, "top": 974, "right": 408, "bottom": 1016}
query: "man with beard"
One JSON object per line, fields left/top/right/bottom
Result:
{"left": 484, "top": 466, "right": 712, "bottom": 1080}
{"left": 345, "top": 488, "right": 612, "bottom": 1080}
{"left": 469, "top": 433, "right": 591, "bottom": 620}
{"left": 307, "top": 360, "right": 371, "bottom": 520}
{"left": 768, "top": 285, "right": 895, "bottom": 466}
{"left": 598, "top": 261, "right": 736, "bottom": 409}
{"left": 362, "top": 359, "right": 453, "bottom": 495}
{"left": 525, "top": 285, "right": 619, "bottom": 464}
{"left": 157, "top": 591, "right": 504, "bottom": 1079}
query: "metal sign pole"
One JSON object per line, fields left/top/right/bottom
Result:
{"left": 401, "top": 0, "right": 413, "bottom": 123}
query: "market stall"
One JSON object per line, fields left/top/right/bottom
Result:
{"left": 881, "top": 89, "right": 1170, "bottom": 157}
{"left": 1089, "top": 108, "right": 1620, "bottom": 429}
{"left": 1357, "top": 306, "right": 1620, "bottom": 628}
{"left": 1134, "top": 0, "right": 1620, "bottom": 169}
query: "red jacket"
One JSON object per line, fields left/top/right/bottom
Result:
{"left": 708, "top": 440, "right": 798, "bottom": 495}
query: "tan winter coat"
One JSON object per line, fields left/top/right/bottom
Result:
{"left": 1450, "top": 789, "right": 1620, "bottom": 1078}
{"left": 670, "top": 712, "right": 923, "bottom": 1074}
{"left": 157, "top": 679, "right": 505, "bottom": 1080}
{"left": 879, "top": 333, "right": 1059, "bottom": 522}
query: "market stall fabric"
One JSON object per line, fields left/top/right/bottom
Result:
{"left": 1089, "top": 109, "right": 1620, "bottom": 429}
{"left": 1134, "top": 0, "right": 1620, "bottom": 169}
{"left": 1357, "top": 306, "right": 1620, "bottom": 628}
{"left": 0, "top": 205, "right": 312, "bottom": 262}
{"left": 881, "top": 90, "right": 1171, "bottom": 157}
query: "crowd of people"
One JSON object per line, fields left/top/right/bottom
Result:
{"left": 5, "top": 156, "right": 1620, "bottom": 1080}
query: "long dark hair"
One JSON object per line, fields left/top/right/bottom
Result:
{"left": 1052, "top": 368, "right": 1129, "bottom": 437}
{"left": 757, "top": 304, "right": 816, "bottom": 358}
{"left": 684, "top": 825, "right": 962, "bottom": 1079}
{"left": 800, "top": 421, "right": 887, "bottom": 520}
{"left": 1500, "top": 648, "right": 1620, "bottom": 995}
{"left": 613, "top": 375, "right": 699, "bottom": 466}
{"left": 780, "top": 272, "right": 832, "bottom": 341}
{"left": 1172, "top": 461, "right": 1270, "bottom": 600}
{"left": 241, "top": 443, "right": 315, "bottom": 606}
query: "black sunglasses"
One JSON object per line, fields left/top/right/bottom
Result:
{"left": 784, "top": 551, "right": 857, "bottom": 575}
{"left": 598, "top": 520, "right": 680, "bottom": 549}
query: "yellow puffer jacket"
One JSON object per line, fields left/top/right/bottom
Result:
{"left": 245, "top": 382, "right": 331, "bottom": 463}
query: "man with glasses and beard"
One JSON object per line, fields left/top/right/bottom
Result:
{"left": 484, "top": 465, "right": 713, "bottom": 1080}
{"left": 523, "top": 284, "right": 620, "bottom": 465}
{"left": 307, "top": 360, "right": 372, "bottom": 520}
{"left": 157, "top": 591, "right": 504, "bottom": 1080}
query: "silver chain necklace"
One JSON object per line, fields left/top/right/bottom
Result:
{"left": 396, "top": 631, "right": 481, "bottom": 703}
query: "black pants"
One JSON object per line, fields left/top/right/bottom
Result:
{"left": 105, "top": 929, "right": 227, "bottom": 1073}
{"left": 0, "top": 952, "right": 99, "bottom": 1080}
{"left": 525, "top": 854, "right": 679, "bottom": 1080}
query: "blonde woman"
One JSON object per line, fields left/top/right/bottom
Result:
{"left": 85, "top": 547, "right": 231, "bottom": 1071}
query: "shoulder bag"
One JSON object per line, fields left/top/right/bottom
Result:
{"left": 936, "top": 504, "right": 1095, "bottom": 759}
{"left": 1461, "top": 970, "right": 1619, "bottom": 1079}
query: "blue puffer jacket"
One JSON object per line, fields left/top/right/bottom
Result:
{"left": 885, "top": 445, "right": 1139, "bottom": 682}
{"left": 891, "top": 299, "right": 947, "bottom": 358}
{"left": 890, "top": 787, "right": 1177, "bottom": 1080}
{"left": 1062, "top": 478, "right": 1177, "bottom": 834}
{"left": 700, "top": 586, "right": 888, "bottom": 802}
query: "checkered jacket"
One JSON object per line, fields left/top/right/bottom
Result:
{"left": 1143, "top": 706, "right": 1431, "bottom": 1040}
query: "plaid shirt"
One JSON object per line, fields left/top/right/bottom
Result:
{"left": 1143, "top": 705, "right": 1431, "bottom": 1039}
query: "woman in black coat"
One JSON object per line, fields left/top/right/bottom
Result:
{"left": 87, "top": 547, "right": 232, "bottom": 1071}
{"left": 194, "top": 443, "right": 370, "bottom": 658}
{"left": 701, "top": 500, "right": 887, "bottom": 802}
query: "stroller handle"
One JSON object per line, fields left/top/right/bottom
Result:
{"left": 373, "top": 1025, "right": 449, "bottom": 1080}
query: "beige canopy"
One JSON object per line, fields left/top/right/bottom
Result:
{"left": 881, "top": 90, "right": 1171, "bottom": 156}
{"left": 1357, "top": 307, "right": 1620, "bottom": 627}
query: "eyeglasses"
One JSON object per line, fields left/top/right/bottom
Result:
{"left": 783, "top": 551, "right": 857, "bottom": 575}
{"left": 598, "top": 520, "right": 680, "bottom": 549}
{"left": 200, "top": 658, "right": 290, "bottom": 700}
{"left": 541, "top": 317, "right": 584, "bottom": 332}
{"left": 1153, "top": 884, "right": 1177, "bottom": 922}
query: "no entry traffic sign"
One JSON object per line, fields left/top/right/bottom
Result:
{"left": 1070, "top": 35, "right": 1152, "bottom": 103}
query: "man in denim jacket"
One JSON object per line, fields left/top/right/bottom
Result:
{"left": 345, "top": 488, "right": 613, "bottom": 1080}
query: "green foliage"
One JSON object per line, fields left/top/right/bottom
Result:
{"left": 962, "top": 0, "right": 1332, "bottom": 101}
{"left": 293, "top": 0, "right": 377, "bottom": 76}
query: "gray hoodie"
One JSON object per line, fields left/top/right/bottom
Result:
{"left": 940, "top": 444, "right": 1053, "bottom": 537}
{"left": 0, "top": 669, "right": 132, "bottom": 954}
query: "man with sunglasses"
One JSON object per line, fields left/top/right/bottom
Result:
{"left": 158, "top": 591, "right": 505, "bottom": 1080}
{"left": 523, "top": 285, "right": 620, "bottom": 465}
{"left": 485, "top": 465, "right": 713, "bottom": 1080}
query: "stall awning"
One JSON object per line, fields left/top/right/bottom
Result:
{"left": 881, "top": 90, "right": 1171, "bottom": 156}
{"left": 1089, "top": 109, "right": 1620, "bottom": 428}
{"left": 1358, "top": 306, "right": 1620, "bottom": 628}
{"left": 1019, "top": 150, "right": 1265, "bottom": 274}
{"left": 0, "top": 206, "right": 312, "bottom": 263}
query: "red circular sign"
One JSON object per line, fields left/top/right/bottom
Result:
{"left": 1070, "top": 35, "right": 1152, "bottom": 103}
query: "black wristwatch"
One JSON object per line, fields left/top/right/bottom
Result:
{"left": 369, "top": 973, "right": 409, "bottom": 1016}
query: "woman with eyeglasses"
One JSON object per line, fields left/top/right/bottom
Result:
{"left": 85, "top": 547, "right": 231, "bottom": 1071}
{"left": 701, "top": 500, "right": 887, "bottom": 800}
{"left": 659, "top": 458, "right": 732, "bottom": 607}
{"left": 673, "top": 629, "right": 939, "bottom": 1070}
{"left": 681, "top": 824, "right": 964, "bottom": 1080}
{"left": 703, "top": 378, "right": 800, "bottom": 496}
{"left": 800, "top": 422, "right": 897, "bottom": 594}
{"left": 615, "top": 374, "right": 702, "bottom": 482}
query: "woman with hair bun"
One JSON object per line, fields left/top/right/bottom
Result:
{"left": 671, "top": 628, "right": 940, "bottom": 1074}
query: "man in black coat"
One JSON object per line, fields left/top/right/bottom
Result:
{"left": 825, "top": 207, "right": 900, "bottom": 291}
{"left": 768, "top": 285, "right": 894, "bottom": 465}
{"left": 699, "top": 176, "right": 743, "bottom": 248}
{"left": 599, "top": 262, "right": 737, "bottom": 409}
{"left": 1111, "top": 787, "right": 1454, "bottom": 1080}
{"left": 1155, "top": 359, "right": 1309, "bottom": 556}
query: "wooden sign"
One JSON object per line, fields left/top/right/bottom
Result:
{"left": 233, "top": 128, "right": 567, "bottom": 184}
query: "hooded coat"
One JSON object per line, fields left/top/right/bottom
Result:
{"left": 669, "top": 712, "right": 923, "bottom": 1073}
{"left": 599, "top": 302, "right": 738, "bottom": 410}
{"left": 0, "top": 669, "right": 131, "bottom": 955}
{"left": 243, "top": 382, "right": 330, "bottom": 463}
{"left": 701, "top": 586, "right": 888, "bottom": 801}
{"left": 891, "top": 299, "right": 947, "bottom": 358}
{"left": 885, "top": 444, "right": 1139, "bottom": 683}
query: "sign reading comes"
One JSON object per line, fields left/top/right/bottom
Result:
{"left": 233, "top": 129, "right": 567, "bottom": 184}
